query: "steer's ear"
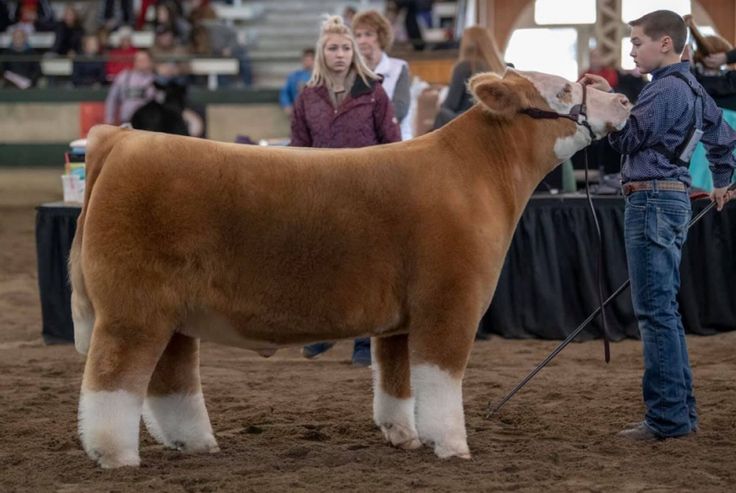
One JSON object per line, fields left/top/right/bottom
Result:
{"left": 469, "top": 73, "right": 524, "bottom": 119}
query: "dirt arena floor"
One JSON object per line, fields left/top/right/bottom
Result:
{"left": 1, "top": 168, "right": 735, "bottom": 492}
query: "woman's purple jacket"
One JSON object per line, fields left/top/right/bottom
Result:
{"left": 290, "top": 76, "right": 401, "bottom": 148}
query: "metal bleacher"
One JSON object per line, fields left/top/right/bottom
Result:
{"left": 1, "top": 0, "right": 458, "bottom": 89}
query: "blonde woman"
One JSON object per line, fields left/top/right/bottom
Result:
{"left": 291, "top": 15, "right": 401, "bottom": 365}
{"left": 433, "top": 26, "right": 506, "bottom": 129}
{"left": 290, "top": 15, "right": 401, "bottom": 149}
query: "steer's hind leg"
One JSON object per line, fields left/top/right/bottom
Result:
{"left": 78, "top": 315, "right": 173, "bottom": 468}
{"left": 372, "top": 334, "right": 421, "bottom": 450}
{"left": 142, "top": 333, "right": 219, "bottom": 454}
{"left": 410, "top": 306, "right": 478, "bottom": 459}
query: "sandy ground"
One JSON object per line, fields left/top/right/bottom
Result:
{"left": 1, "top": 168, "right": 735, "bottom": 492}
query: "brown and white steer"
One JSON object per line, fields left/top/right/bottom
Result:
{"left": 70, "top": 69, "right": 630, "bottom": 468}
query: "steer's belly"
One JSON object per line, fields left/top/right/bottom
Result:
{"left": 177, "top": 307, "right": 401, "bottom": 354}
{"left": 178, "top": 308, "right": 286, "bottom": 354}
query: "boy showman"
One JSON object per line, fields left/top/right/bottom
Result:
{"left": 581, "top": 10, "right": 736, "bottom": 440}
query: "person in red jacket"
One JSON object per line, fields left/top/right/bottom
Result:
{"left": 291, "top": 14, "right": 401, "bottom": 366}
{"left": 105, "top": 26, "right": 137, "bottom": 82}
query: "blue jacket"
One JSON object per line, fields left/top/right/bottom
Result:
{"left": 279, "top": 68, "right": 311, "bottom": 109}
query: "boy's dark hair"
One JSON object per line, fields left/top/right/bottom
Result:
{"left": 302, "top": 48, "right": 315, "bottom": 57}
{"left": 629, "top": 10, "right": 687, "bottom": 54}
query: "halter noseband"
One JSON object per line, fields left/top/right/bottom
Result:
{"left": 520, "top": 82, "right": 597, "bottom": 141}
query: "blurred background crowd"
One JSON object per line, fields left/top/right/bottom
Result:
{"left": 3, "top": 0, "right": 736, "bottom": 194}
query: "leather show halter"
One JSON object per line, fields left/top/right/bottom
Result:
{"left": 520, "top": 82, "right": 597, "bottom": 141}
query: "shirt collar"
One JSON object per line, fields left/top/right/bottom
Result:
{"left": 650, "top": 61, "right": 690, "bottom": 80}
{"left": 374, "top": 52, "right": 390, "bottom": 76}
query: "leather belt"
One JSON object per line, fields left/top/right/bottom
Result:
{"left": 622, "top": 180, "right": 687, "bottom": 196}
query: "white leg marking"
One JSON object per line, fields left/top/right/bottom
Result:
{"left": 142, "top": 392, "right": 219, "bottom": 453}
{"left": 371, "top": 343, "right": 420, "bottom": 450}
{"left": 78, "top": 389, "right": 142, "bottom": 468}
{"left": 71, "top": 291, "right": 94, "bottom": 355}
{"left": 411, "top": 364, "right": 470, "bottom": 459}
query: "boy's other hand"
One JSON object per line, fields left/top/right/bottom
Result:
{"left": 704, "top": 53, "right": 728, "bottom": 69}
{"left": 711, "top": 186, "right": 734, "bottom": 211}
{"left": 578, "top": 73, "right": 612, "bottom": 92}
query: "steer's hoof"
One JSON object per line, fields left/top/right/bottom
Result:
{"left": 170, "top": 434, "right": 219, "bottom": 454}
{"left": 434, "top": 440, "right": 471, "bottom": 460}
{"left": 91, "top": 449, "right": 141, "bottom": 469}
{"left": 380, "top": 423, "right": 422, "bottom": 450}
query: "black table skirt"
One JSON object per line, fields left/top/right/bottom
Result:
{"left": 36, "top": 197, "right": 736, "bottom": 344}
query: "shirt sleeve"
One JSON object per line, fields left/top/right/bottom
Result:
{"left": 374, "top": 83, "right": 402, "bottom": 144}
{"left": 608, "top": 84, "right": 687, "bottom": 155}
{"left": 289, "top": 92, "right": 311, "bottom": 147}
{"left": 391, "top": 65, "right": 411, "bottom": 123}
{"left": 699, "top": 93, "right": 736, "bottom": 187}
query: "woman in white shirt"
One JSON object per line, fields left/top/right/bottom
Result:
{"left": 353, "top": 10, "right": 412, "bottom": 137}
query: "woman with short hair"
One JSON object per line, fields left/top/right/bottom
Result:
{"left": 352, "top": 9, "right": 411, "bottom": 137}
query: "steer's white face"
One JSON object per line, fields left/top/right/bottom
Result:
{"left": 519, "top": 70, "right": 631, "bottom": 160}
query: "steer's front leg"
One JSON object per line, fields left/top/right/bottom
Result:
{"left": 372, "top": 334, "right": 421, "bottom": 450}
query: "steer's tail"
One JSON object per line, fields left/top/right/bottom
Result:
{"left": 69, "top": 124, "right": 128, "bottom": 355}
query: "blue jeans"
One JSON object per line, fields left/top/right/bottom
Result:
{"left": 624, "top": 186, "right": 697, "bottom": 437}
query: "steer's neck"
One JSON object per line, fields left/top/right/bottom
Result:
{"left": 436, "top": 105, "right": 562, "bottom": 221}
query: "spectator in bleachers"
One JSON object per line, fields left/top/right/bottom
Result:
{"left": 104, "top": 49, "right": 155, "bottom": 124}
{"left": 154, "top": 0, "right": 190, "bottom": 44}
{"left": 385, "top": 1, "right": 408, "bottom": 47}
{"left": 415, "top": 0, "right": 433, "bottom": 30}
{"left": 8, "top": 3, "right": 34, "bottom": 36}
{"left": 433, "top": 26, "right": 505, "bottom": 129}
{"left": 579, "top": 47, "right": 618, "bottom": 89}
{"left": 394, "top": 0, "right": 424, "bottom": 50}
{"left": 100, "top": 0, "right": 133, "bottom": 30}
{"left": 150, "top": 26, "right": 190, "bottom": 75}
{"left": 77, "top": 1, "right": 100, "bottom": 37}
{"left": 1, "top": 26, "right": 40, "bottom": 88}
{"left": 105, "top": 26, "right": 137, "bottom": 82}
{"left": 72, "top": 35, "right": 107, "bottom": 87}
{"left": 130, "top": 61, "right": 191, "bottom": 136}
{"left": 1, "top": 1, "right": 11, "bottom": 32}
{"left": 578, "top": 47, "right": 646, "bottom": 104}
{"left": 51, "top": 6, "right": 84, "bottom": 56}
{"left": 189, "top": 21, "right": 208, "bottom": 53}
{"left": 96, "top": 25, "right": 110, "bottom": 49}
{"left": 279, "top": 48, "right": 314, "bottom": 118}
{"left": 8, "top": 0, "right": 55, "bottom": 32}
{"left": 136, "top": 0, "right": 155, "bottom": 29}
{"left": 189, "top": 3, "right": 252, "bottom": 87}
{"left": 352, "top": 10, "right": 410, "bottom": 129}
{"left": 291, "top": 15, "right": 401, "bottom": 367}
{"left": 703, "top": 48, "right": 736, "bottom": 70}
{"left": 342, "top": 5, "right": 356, "bottom": 28}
